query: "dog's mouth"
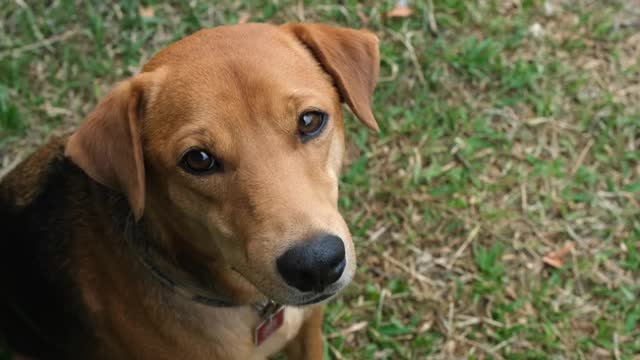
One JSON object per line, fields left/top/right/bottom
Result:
{"left": 268, "top": 289, "right": 338, "bottom": 307}
{"left": 296, "top": 292, "right": 335, "bottom": 306}
{"left": 231, "top": 266, "right": 348, "bottom": 307}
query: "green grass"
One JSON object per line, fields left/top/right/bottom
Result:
{"left": 1, "top": 0, "right": 639, "bottom": 358}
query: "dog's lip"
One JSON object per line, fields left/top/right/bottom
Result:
{"left": 230, "top": 266, "right": 343, "bottom": 306}
{"left": 294, "top": 292, "right": 335, "bottom": 306}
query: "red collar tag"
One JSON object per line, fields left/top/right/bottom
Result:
{"left": 254, "top": 305, "right": 285, "bottom": 346}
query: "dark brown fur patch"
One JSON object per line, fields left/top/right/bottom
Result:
{"left": 0, "top": 138, "right": 96, "bottom": 359}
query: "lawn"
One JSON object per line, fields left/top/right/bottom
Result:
{"left": 1, "top": 0, "right": 639, "bottom": 359}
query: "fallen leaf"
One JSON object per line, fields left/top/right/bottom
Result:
{"left": 238, "top": 13, "right": 251, "bottom": 24}
{"left": 542, "top": 242, "right": 575, "bottom": 268}
{"left": 138, "top": 6, "right": 154, "bottom": 19}
{"left": 387, "top": 0, "right": 413, "bottom": 18}
{"left": 357, "top": 10, "right": 370, "bottom": 26}
{"left": 529, "top": 22, "right": 545, "bottom": 38}
{"left": 542, "top": 256, "right": 563, "bottom": 269}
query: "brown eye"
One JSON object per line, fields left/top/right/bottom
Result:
{"left": 180, "top": 149, "right": 223, "bottom": 175}
{"left": 298, "top": 111, "right": 328, "bottom": 141}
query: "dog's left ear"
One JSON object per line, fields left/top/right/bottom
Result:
{"left": 283, "top": 23, "right": 380, "bottom": 132}
{"left": 65, "top": 71, "right": 161, "bottom": 221}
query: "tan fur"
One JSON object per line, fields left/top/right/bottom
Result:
{"left": 3, "top": 23, "right": 379, "bottom": 359}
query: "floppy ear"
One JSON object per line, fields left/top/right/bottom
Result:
{"left": 283, "top": 23, "right": 380, "bottom": 132}
{"left": 65, "top": 72, "right": 157, "bottom": 221}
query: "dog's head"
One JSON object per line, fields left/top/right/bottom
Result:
{"left": 65, "top": 23, "right": 379, "bottom": 306}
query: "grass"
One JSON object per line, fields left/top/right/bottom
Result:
{"left": 1, "top": 0, "right": 639, "bottom": 358}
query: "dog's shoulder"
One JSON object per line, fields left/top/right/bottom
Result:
{"left": 0, "top": 136, "right": 69, "bottom": 211}
{"left": 0, "top": 136, "right": 98, "bottom": 359}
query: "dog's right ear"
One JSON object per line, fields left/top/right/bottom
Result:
{"left": 65, "top": 71, "right": 162, "bottom": 221}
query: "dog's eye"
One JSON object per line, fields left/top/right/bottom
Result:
{"left": 298, "top": 111, "right": 328, "bottom": 141}
{"left": 180, "top": 149, "right": 223, "bottom": 175}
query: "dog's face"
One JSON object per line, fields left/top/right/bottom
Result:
{"left": 66, "top": 23, "right": 379, "bottom": 306}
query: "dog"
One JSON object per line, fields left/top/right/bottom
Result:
{"left": 0, "top": 23, "right": 379, "bottom": 359}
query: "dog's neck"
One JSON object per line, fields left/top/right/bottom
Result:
{"left": 121, "top": 213, "right": 240, "bottom": 307}
{"left": 105, "top": 189, "right": 270, "bottom": 310}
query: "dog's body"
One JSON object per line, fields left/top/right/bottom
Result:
{"left": 0, "top": 139, "right": 317, "bottom": 359}
{"left": 0, "top": 23, "right": 378, "bottom": 359}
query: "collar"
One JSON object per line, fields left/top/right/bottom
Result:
{"left": 122, "top": 213, "right": 240, "bottom": 308}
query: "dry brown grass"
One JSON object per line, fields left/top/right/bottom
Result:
{"left": 1, "top": 1, "right": 639, "bottom": 359}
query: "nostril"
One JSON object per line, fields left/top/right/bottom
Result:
{"left": 327, "top": 258, "right": 346, "bottom": 284}
{"left": 277, "top": 234, "right": 346, "bottom": 293}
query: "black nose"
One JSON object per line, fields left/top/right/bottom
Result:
{"left": 277, "top": 234, "right": 346, "bottom": 292}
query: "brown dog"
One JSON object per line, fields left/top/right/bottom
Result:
{"left": 0, "top": 23, "right": 379, "bottom": 359}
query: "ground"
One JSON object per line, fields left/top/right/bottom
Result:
{"left": 1, "top": 1, "right": 639, "bottom": 359}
